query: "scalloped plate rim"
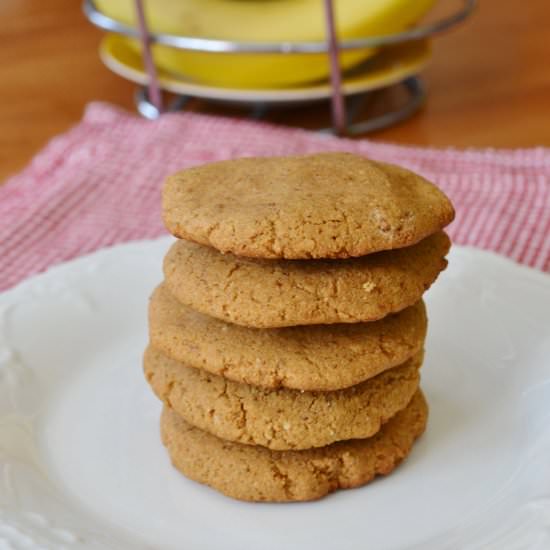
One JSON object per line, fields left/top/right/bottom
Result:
{"left": 0, "top": 237, "right": 549, "bottom": 550}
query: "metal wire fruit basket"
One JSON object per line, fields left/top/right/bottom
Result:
{"left": 84, "top": 0, "right": 476, "bottom": 135}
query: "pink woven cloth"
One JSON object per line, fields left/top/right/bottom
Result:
{"left": 1, "top": 102, "right": 549, "bottom": 291}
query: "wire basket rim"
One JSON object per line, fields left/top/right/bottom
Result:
{"left": 83, "top": 0, "right": 476, "bottom": 54}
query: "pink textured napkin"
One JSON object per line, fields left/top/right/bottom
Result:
{"left": 1, "top": 102, "right": 549, "bottom": 291}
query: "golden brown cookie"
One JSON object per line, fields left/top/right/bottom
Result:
{"left": 162, "top": 153, "right": 454, "bottom": 259}
{"left": 145, "top": 346, "right": 422, "bottom": 450}
{"left": 161, "top": 389, "right": 428, "bottom": 502}
{"left": 163, "top": 231, "right": 450, "bottom": 328}
{"left": 149, "top": 284, "right": 427, "bottom": 391}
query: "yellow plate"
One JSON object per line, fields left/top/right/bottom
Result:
{"left": 100, "top": 35, "right": 431, "bottom": 104}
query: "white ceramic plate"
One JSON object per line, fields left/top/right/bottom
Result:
{"left": 1, "top": 238, "right": 549, "bottom": 550}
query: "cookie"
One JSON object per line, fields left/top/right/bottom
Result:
{"left": 161, "top": 389, "right": 428, "bottom": 502}
{"left": 163, "top": 231, "right": 450, "bottom": 328}
{"left": 162, "top": 153, "right": 454, "bottom": 259}
{"left": 149, "top": 284, "right": 426, "bottom": 391}
{"left": 145, "top": 346, "right": 422, "bottom": 450}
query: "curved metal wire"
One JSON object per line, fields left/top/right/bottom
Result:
{"left": 344, "top": 76, "right": 426, "bottom": 135}
{"left": 84, "top": 0, "right": 476, "bottom": 54}
{"left": 135, "top": 76, "right": 426, "bottom": 133}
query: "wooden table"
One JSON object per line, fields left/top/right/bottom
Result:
{"left": 1, "top": 0, "right": 550, "bottom": 182}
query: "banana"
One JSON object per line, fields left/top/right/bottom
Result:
{"left": 96, "top": 0, "right": 435, "bottom": 88}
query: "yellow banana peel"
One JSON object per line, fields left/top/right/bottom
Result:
{"left": 96, "top": 0, "right": 435, "bottom": 88}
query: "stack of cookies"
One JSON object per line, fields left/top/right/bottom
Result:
{"left": 145, "top": 152, "right": 454, "bottom": 502}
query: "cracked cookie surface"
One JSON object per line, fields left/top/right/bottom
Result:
{"left": 163, "top": 231, "right": 450, "bottom": 328}
{"left": 162, "top": 153, "right": 454, "bottom": 259}
{"left": 149, "top": 284, "right": 427, "bottom": 391}
{"left": 145, "top": 346, "right": 422, "bottom": 450}
{"left": 161, "top": 389, "right": 428, "bottom": 502}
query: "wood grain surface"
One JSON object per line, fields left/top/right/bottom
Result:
{"left": 1, "top": 0, "right": 549, "bottom": 182}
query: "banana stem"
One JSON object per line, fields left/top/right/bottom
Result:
{"left": 323, "top": 0, "right": 346, "bottom": 135}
